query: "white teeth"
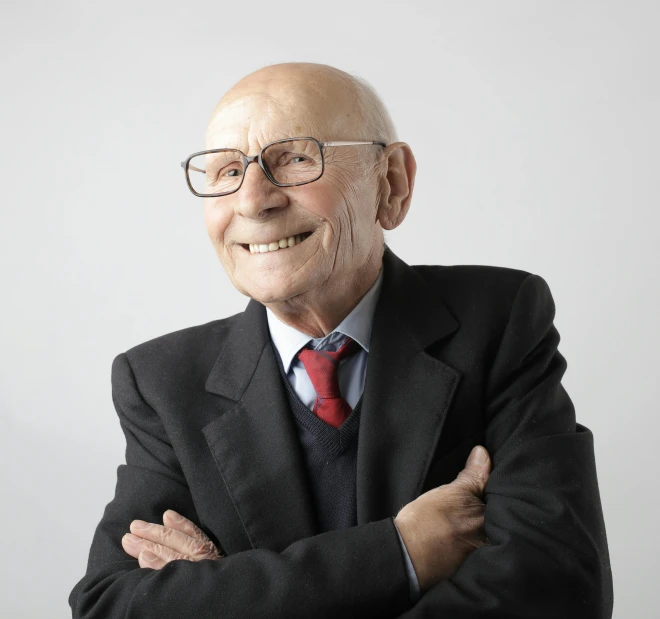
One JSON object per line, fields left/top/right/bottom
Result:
{"left": 248, "top": 232, "right": 310, "bottom": 253}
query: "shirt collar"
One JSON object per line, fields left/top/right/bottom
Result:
{"left": 266, "top": 266, "right": 384, "bottom": 373}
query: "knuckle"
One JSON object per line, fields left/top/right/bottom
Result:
{"left": 190, "top": 538, "right": 216, "bottom": 557}
{"left": 141, "top": 541, "right": 158, "bottom": 556}
{"left": 206, "top": 541, "right": 219, "bottom": 556}
{"left": 159, "top": 547, "right": 177, "bottom": 563}
{"left": 455, "top": 469, "right": 484, "bottom": 487}
{"left": 462, "top": 492, "right": 485, "bottom": 509}
{"left": 451, "top": 488, "right": 485, "bottom": 511}
{"left": 161, "top": 527, "right": 175, "bottom": 542}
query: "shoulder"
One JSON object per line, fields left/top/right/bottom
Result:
{"left": 410, "top": 262, "right": 556, "bottom": 331}
{"left": 413, "top": 262, "right": 534, "bottom": 302}
{"left": 125, "top": 313, "right": 239, "bottom": 357}
{"left": 112, "top": 311, "right": 243, "bottom": 389}
{"left": 413, "top": 262, "right": 532, "bottom": 290}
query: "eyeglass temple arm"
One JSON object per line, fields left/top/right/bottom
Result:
{"left": 181, "top": 161, "right": 205, "bottom": 173}
{"left": 321, "top": 140, "right": 386, "bottom": 147}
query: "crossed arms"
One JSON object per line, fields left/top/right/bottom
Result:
{"left": 69, "top": 274, "right": 613, "bottom": 618}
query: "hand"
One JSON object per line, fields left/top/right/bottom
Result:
{"left": 394, "top": 445, "right": 492, "bottom": 595}
{"left": 121, "top": 509, "right": 224, "bottom": 570}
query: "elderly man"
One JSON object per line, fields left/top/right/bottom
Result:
{"left": 69, "top": 63, "right": 613, "bottom": 618}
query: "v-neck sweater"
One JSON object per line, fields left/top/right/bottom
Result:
{"left": 273, "top": 344, "right": 363, "bottom": 534}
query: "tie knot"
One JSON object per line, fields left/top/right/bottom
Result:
{"left": 296, "top": 336, "right": 361, "bottom": 400}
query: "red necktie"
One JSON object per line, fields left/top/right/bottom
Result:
{"left": 296, "top": 337, "right": 362, "bottom": 429}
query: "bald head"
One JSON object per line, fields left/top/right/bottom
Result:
{"left": 206, "top": 63, "right": 397, "bottom": 149}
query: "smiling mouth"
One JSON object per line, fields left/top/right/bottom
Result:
{"left": 241, "top": 231, "right": 313, "bottom": 254}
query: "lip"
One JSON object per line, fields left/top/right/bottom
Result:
{"left": 239, "top": 230, "right": 314, "bottom": 252}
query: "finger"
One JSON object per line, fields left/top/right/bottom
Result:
{"left": 466, "top": 445, "right": 491, "bottom": 470}
{"left": 163, "top": 510, "right": 208, "bottom": 542}
{"left": 139, "top": 549, "right": 167, "bottom": 570}
{"left": 132, "top": 536, "right": 194, "bottom": 565}
{"left": 122, "top": 533, "right": 180, "bottom": 564}
{"left": 163, "top": 511, "right": 224, "bottom": 558}
{"left": 122, "top": 532, "right": 146, "bottom": 559}
{"left": 453, "top": 446, "right": 492, "bottom": 491}
{"left": 130, "top": 520, "right": 198, "bottom": 557}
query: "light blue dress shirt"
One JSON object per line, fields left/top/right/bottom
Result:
{"left": 266, "top": 266, "right": 421, "bottom": 604}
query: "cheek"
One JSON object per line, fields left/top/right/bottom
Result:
{"left": 204, "top": 201, "right": 232, "bottom": 246}
{"left": 296, "top": 171, "right": 367, "bottom": 228}
{"left": 293, "top": 182, "right": 342, "bottom": 220}
{"left": 311, "top": 173, "right": 374, "bottom": 235}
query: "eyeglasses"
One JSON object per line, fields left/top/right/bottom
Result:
{"left": 180, "top": 136, "right": 386, "bottom": 197}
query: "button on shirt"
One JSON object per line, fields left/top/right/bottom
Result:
{"left": 266, "top": 267, "right": 421, "bottom": 603}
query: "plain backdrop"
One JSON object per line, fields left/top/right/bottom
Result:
{"left": 1, "top": 1, "right": 658, "bottom": 617}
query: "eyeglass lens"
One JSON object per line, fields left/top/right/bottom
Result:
{"left": 186, "top": 138, "right": 323, "bottom": 196}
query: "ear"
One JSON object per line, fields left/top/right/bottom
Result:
{"left": 376, "top": 142, "right": 417, "bottom": 230}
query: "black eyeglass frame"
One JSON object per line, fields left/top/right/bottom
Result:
{"left": 180, "top": 136, "right": 387, "bottom": 198}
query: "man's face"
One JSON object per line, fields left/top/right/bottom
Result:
{"left": 203, "top": 78, "right": 384, "bottom": 305}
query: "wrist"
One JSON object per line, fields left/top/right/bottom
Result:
{"left": 393, "top": 516, "right": 428, "bottom": 594}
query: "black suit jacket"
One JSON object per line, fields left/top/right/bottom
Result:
{"left": 69, "top": 247, "right": 613, "bottom": 618}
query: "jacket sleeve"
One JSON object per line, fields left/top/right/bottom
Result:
{"left": 68, "top": 352, "right": 413, "bottom": 619}
{"left": 394, "top": 273, "right": 614, "bottom": 619}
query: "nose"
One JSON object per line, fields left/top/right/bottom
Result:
{"left": 234, "top": 159, "right": 287, "bottom": 221}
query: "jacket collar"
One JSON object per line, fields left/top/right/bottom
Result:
{"left": 206, "top": 246, "right": 459, "bottom": 400}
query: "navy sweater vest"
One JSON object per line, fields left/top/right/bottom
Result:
{"left": 273, "top": 346, "right": 363, "bottom": 534}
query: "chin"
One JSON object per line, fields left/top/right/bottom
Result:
{"left": 242, "top": 275, "right": 313, "bottom": 306}
{"left": 236, "top": 275, "right": 287, "bottom": 303}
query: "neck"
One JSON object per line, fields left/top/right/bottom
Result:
{"left": 265, "top": 252, "right": 383, "bottom": 338}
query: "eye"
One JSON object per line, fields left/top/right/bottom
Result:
{"left": 280, "top": 153, "right": 311, "bottom": 166}
{"left": 218, "top": 166, "right": 243, "bottom": 178}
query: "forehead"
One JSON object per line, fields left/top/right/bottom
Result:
{"left": 205, "top": 87, "right": 355, "bottom": 154}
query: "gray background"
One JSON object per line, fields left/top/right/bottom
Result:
{"left": 1, "top": 1, "right": 657, "bottom": 617}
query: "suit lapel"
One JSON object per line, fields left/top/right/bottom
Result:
{"left": 202, "top": 299, "right": 317, "bottom": 553}
{"left": 356, "top": 248, "right": 462, "bottom": 524}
